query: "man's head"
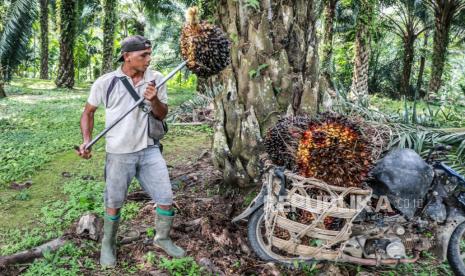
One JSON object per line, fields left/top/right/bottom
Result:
{"left": 118, "top": 35, "right": 152, "bottom": 72}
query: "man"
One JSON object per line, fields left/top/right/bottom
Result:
{"left": 76, "top": 35, "right": 185, "bottom": 267}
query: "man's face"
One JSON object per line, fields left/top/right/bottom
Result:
{"left": 124, "top": 49, "right": 152, "bottom": 72}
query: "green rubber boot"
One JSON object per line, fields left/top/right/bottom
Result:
{"left": 154, "top": 213, "right": 186, "bottom": 257}
{"left": 100, "top": 216, "right": 119, "bottom": 267}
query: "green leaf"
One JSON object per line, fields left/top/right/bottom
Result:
{"left": 244, "top": 0, "right": 260, "bottom": 11}
{"left": 248, "top": 69, "right": 257, "bottom": 78}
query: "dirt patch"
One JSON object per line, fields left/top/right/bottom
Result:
{"left": 115, "top": 151, "right": 264, "bottom": 275}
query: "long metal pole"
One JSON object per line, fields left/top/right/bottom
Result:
{"left": 81, "top": 61, "right": 187, "bottom": 151}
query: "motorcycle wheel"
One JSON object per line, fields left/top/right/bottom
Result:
{"left": 448, "top": 221, "right": 465, "bottom": 276}
{"left": 247, "top": 206, "right": 316, "bottom": 267}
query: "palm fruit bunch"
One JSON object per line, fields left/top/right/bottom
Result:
{"left": 264, "top": 113, "right": 375, "bottom": 188}
{"left": 296, "top": 113, "right": 373, "bottom": 187}
{"left": 263, "top": 116, "right": 312, "bottom": 167}
{"left": 180, "top": 6, "right": 231, "bottom": 78}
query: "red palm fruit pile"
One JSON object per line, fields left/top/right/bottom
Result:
{"left": 264, "top": 115, "right": 313, "bottom": 168}
{"left": 264, "top": 113, "right": 374, "bottom": 188}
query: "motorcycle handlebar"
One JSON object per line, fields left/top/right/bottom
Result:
{"left": 434, "top": 144, "right": 452, "bottom": 151}
{"left": 426, "top": 144, "right": 452, "bottom": 163}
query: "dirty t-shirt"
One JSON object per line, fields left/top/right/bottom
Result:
{"left": 87, "top": 66, "right": 167, "bottom": 154}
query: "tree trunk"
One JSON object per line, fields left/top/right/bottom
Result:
{"left": 101, "top": 0, "right": 117, "bottom": 74}
{"left": 368, "top": 33, "right": 382, "bottom": 96}
{"left": 319, "top": 0, "right": 338, "bottom": 110}
{"left": 427, "top": 1, "right": 455, "bottom": 100}
{"left": 55, "top": 0, "right": 76, "bottom": 88}
{"left": 133, "top": 19, "right": 145, "bottom": 35}
{"left": 0, "top": 237, "right": 66, "bottom": 267}
{"left": 321, "top": 0, "right": 337, "bottom": 73}
{"left": 400, "top": 33, "right": 415, "bottom": 99}
{"left": 416, "top": 31, "right": 428, "bottom": 97}
{"left": 0, "top": 65, "right": 7, "bottom": 97}
{"left": 348, "top": 0, "right": 375, "bottom": 107}
{"left": 196, "top": 77, "right": 209, "bottom": 95}
{"left": 0, "top": 82, "right": 5, "bottom": 98}
{"left": 39, "top": 0, "right": 49, "bottom": 79}
{"left": 208, "top": 0, "right": 320, "bottom": 187}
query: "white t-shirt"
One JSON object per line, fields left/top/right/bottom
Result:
{"left": 87, "top": 66, "right": 168, "bottom": 154}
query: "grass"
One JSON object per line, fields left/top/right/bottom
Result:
{"left": 370, "top": 95, "right": 465, "bottom": 128}
{"left": 0, "top": 151, "right": 82, "bottom": 229}
{"left": 23, "top": 242, "right": 92, "bottom": 276}
{"left": 0, "top": 81, "right": 96, "bottom": 186}
{"left": 21, "top": 240, "right": 204, "bottom": 276}
{"left": 158, "top": 257, "right": 204, "bottom": 276}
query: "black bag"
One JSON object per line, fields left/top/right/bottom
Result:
{"left": 119, "top": 77, "right": 168, "bottom": 141}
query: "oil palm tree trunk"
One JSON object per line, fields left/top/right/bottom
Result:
{"left": 426, "top": 0, "right": 462, "bottom": 99}
{"left": 207, "top": 0, "right": 320, "bottom": 186}
{"left": 319, "top": 0, "right": 338, "bottom": 110}
{"left": 416, "top": 31, "right": 429, "bottom": 97}
{"left": 55, "top": 0, "right": 76, "bottom": 88}
{"left": 400, "top": 32, "right": 415, "bottom": 98}
{"left": 39, "top": 0, "right": 49, "bottom": 79}
{"left": 101, "top": 0, "right": 117, "bottom": 74}
{"left": 349, "top": 0, "right": 375, "bottom": 107}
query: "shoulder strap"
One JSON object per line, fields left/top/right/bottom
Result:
{"left": 119, "top": 77, "right": 144, "bottom": 107}
{"left": 105, "top": 76, "right": 120, "bottom": 108}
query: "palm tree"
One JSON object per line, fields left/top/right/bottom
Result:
{"left": 74, "top": 0, "right": 101, "bottom": 79}
{"left": 0, "top": 0, "right": 38, "bottom": 98}
{"left": 383, "top": 0, "right": 429, "bottom": 99}
{"left": 119, "top": 0, "right": 146, "bottom": 36}
{"left": 205, "top": 0, "right": 320, "bottom": 185}
{"left": 120, "top": 0, "right": 197, "bottom": 68}
{"left": 349, "top": 0, "right": 376, "bottom": 107}
{"left": 39, "top": 0, "right": 49, "bottom": 79}
{"left": 55, "top": 0, "right": 77, "bottom": 88}
{"left": 320, "top": 0, "right": 339, "bottom": 108}
{"left": 321, "top": 0, "right": 338, "bottom": 75}
{"left": 101, "top": 0, "right": 117, "bottom": 74}
{"left": 425, "top": 0, "right": 465, "bottom": 99}
{"left": 118, "top": 0, "right": 195, "bottom": 38}
{"left": 416, "top": 30, "right": 429, "bottom": 96}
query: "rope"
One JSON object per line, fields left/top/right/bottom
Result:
{"left": 263, "top": 168, "right": 372, "bottom": 260}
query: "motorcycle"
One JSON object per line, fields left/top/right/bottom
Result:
{"left": 233, "top": 144, "right": 465, "bottom": 274}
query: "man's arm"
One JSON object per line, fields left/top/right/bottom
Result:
{"left": 144, "top": 83, "right": 168, "bottom": 120}
{"left": 76, "top": 103, "right": 98, "bottom": 159}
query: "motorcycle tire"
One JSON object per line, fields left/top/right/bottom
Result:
{"left": 448, "top": 221, "right": 465, "bottom": 276}
{"left": 247, "top": 206, "right": 316, "bottom": 268}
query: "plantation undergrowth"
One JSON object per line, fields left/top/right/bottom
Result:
{"left": 0, "top": 78, "right": 461, "bottom": 275}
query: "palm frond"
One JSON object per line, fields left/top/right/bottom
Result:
{"left": 167, "top": 83, "right": 223, "bottom": 123}
{"left": 0, "top": 0, "right": 38, "bottom": 81}
{"left": 76, "top": 0, "right": 101, "bottom": 31}
{"left": 141, "top": 0, "right": 185, "bottom": 26}
{"left": 334, "top": 94, "right": 465, "bottom": 176}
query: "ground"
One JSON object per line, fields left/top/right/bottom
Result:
{"left": 0, "top": 78, "right": 457, "bottom": 275}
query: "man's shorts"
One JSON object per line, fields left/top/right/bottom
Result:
{"left": 104, "top": 145, "right": 172, "bottom": 208}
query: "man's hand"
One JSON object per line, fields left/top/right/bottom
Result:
{"left": 76, "top": 143, "right": 92, "bottom": 159}
{"left": 145, "top": 82, "right": 168, "bottom": 120}
{"left": 79, "top": 103, "right": 97, "bottom": 159}
{"left": 144, "top": 82, "right": 158, "bottom": 102}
